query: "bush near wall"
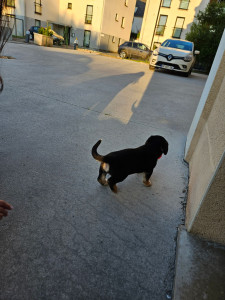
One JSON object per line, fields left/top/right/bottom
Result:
{"left": 186, "top": 2, "right": 225, "bottom": 73}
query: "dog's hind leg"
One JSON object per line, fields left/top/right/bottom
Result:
{"left": 97, "top": 164, "right": 108, "bottom": 186}
{"left": 143, "top": 172, "right": 152, "bottom": 187}
{"left": 108, "top": 174, "right": 127, "bottom": 193}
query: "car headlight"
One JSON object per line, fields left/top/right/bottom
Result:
{"left": 184, "top": 54, "right": 193, "bottom": 62}
{"left": 153, "top": 49, "right": 159, "bottom": 56}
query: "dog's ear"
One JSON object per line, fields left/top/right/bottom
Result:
{"left": 145, "top": 136, "right": 153, "bottom": 145}
{"left": 161, "top": 139, "right": 168, "bottom": 155}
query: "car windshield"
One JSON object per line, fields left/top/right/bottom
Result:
{"left": 161, "top": 39, "right": 193, "bottom": 51}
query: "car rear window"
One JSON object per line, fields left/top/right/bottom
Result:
{"left": 122, "top": 42, "right": 132, "bottom": 47}
{"left": 161, "top": 39, "right": 193, "bottom": 51}
{"left": 138, "top": 43, "right": 148, "bottom": 51}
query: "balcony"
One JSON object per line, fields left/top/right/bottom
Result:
{"left": 35, "top": 2, "right": 42, "bottom": 15}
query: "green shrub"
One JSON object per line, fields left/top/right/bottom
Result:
{"left": 186, "top": 2, "right": 225, "bottom": 72}
{"left": 38, "top": 26, "right": 53, "bottom": 37}
{"left": 38, "top": 27, "right": 45, "bottom": 35}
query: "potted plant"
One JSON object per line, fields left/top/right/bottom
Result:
{"left": 34, "top": 26, "right": 53, "bottom": 47}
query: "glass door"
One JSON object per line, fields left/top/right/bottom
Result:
{"left": 83, "top": 30, "right": 91, "bottom": 48}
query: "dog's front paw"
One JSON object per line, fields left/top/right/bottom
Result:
{"left": 112, "top": 185, "right": 118, "bottom": 193}
{"left": 143, "top": 180, "right": 152, "bottom": 187}
{"left": 109, "top": 184, "right": 118, "bottom": 193}
{"left": 97, "top": 178, "right": 108, "bottom": 186}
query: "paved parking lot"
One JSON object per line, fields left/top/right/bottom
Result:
{"left": 0, "top": 43, "right": 207, "bottom": 300}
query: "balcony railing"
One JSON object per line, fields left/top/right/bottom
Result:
{"left": 155, "top": 25, "right": 166, "bottom": 36}
{"left": 35, "top": 2, "right": 42, "bottom": 15}
{"left": 6, "top": 0, "right": 15, "bottom": 8}
{"left": 85, "top": 14, "right": 93, "bottom": 24}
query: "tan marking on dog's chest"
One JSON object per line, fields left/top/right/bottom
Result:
{"left": 102, "top": 163, "right": 110, "bottom": 172}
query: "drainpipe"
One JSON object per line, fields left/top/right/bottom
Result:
{"left": 150, "top": 0, "right": 162, "bottom": 51}
{"left": 97, "top": 0, "right": 105, "bottom": 50}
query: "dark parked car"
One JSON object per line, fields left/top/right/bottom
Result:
{"left": 29, "top": 26, "right": 40, "bottom": 40}
{"left": 118, "top": 41, "right": 150, "bottom": 60}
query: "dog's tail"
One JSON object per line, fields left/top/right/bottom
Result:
{"left": 92, "top": 139, "right": 104, "bottom": 162}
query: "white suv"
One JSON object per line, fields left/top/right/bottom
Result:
{"left": 149, "top": 39, "right": 200, "bottom": 76}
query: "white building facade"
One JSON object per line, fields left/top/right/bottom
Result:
{"left": 4, "top": 0, "right": 136, "bottom": 51}
{"left": 139, "top": 0, "right": 210, "bottom": 50}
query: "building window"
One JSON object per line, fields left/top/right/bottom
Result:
{"left": 112, "top": 36, "right": 116, "bottom": 43}
{"left": 85, "top": 5, "right": 93, "bottom": 24}
{"left": 121, "top": 17, "right": 125, "bottom": 28}
{"left": 156, "top": 15, "right": 167, "bottom": 36}
{"left": 35, "top": 19, "right": 41, "bottom": 26}
{"left": 125, "top": 0, "right": 128, "bottom": 7}
{"left": 172, "top": 17, "right": 185, "bottom": 38}
{"left": 179, "top": 0, "right": 190, "bottom": 10}
{"left": 6, "top": 0, "right": 15, "bottom": 7}
{"left": 115, "top": 13, "right": 119, "bottom": 21}
{"left": 162, "top": 0, "right": 171, "bottom": 8}
{"left": 68, "top": 3, "right": 72, "bottom": 9}
{"left": 35, "top": 0, "right": 42, "bottom": 15}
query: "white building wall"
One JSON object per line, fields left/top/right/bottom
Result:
{"left": 11, "top": 0, "right": 135, "bottom": 50}
{"left": 58, "top": 0, "right": 104, "bottom": 49}
{"left": 140, "top": 0, "right": 210, "bottom": 50}
{"left": 100, "top": 0, "right": 136, "bottom": 51}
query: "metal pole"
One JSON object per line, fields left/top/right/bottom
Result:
{"left": 150, "top": 0, "right": 162, "bottom": 51}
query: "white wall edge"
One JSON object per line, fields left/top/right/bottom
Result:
{"left": 185, "top": 29, "right": 225, "bottom": 159}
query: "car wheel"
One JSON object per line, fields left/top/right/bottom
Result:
{"left": 119, "top": 51, "right": 127, "bottom": 59}
{"left": 183, "top": 68, "right": 192, "bottom": 77}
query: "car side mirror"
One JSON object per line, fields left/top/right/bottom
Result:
{"left": 194, "top": 50, "right": 200, "bottom": 55}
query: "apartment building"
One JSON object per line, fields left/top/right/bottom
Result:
{"left": 4, "top": 0, "right": 136, "bottom": 51}
{"left": 139, "top": 0, "right": 210, "bottom": 50}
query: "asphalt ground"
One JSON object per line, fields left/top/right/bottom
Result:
{"left": 0, "top": 42, "right": 207, "bottom": 300}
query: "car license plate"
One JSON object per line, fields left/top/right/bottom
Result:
{"left": 162, "top": 64, "right": 174, "bottom": 70}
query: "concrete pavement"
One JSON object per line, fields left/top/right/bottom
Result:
{"left": 0, "top": 42, "right": 207, "bottom": 299}
{"left": 173, "top": 226, "right": 225, "bottom": 300}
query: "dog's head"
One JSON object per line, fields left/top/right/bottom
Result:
{"left": 145, "top": 135, "right": 168, "bottom": 156}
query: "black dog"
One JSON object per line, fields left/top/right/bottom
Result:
{"left": 91, "top": 135, "right": 168, "bottom": 193}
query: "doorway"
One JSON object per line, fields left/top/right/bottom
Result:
{"left": 83, "top": 30, "right": 91, "bottom": 48}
